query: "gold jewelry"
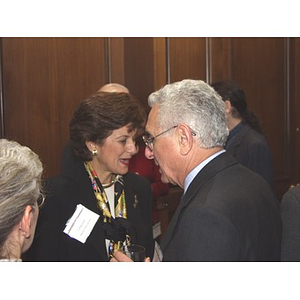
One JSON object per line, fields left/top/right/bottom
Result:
{"left": 102, "top": 175, "right": 116, "bottom": 189}
{"left": 92, "top": 149, "right": 98, "bottom": 156}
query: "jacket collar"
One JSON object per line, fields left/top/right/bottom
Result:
{"left": 226, "top": 123, "right": 251, "bottom": 152}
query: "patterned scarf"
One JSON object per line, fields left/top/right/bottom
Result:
{"left": 84, "top": 161, "right": 129, "bottom": 256}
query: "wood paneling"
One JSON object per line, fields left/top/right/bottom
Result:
{"left": 229, "top": 38, "right": 289, "bottom": 197}
{"left": 1, "top": 37, "right": 108, "bottom": 177}
{"left": 290, "top": 38, "right": 300, "bottom": 186}
{"left": 153, "top": 37, "right": 167, "bottom": 90}
{"left": 169, "top": 37, "right": 207, "bottom": 83}
{"left": 108, "top": 37, "right": 126, "bottom": 84}
{"left": 208, "top": 37, "right": 231, "bottom": 83}
{"left": 1, "top": 37, "right": 300, "bottom": 200}
{"left": 123, "top": 38, "right": 155, "bottom": 109}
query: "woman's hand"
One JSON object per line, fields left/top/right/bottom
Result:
{"left": 110, "top": 251, "right": 151, "bottom": 262}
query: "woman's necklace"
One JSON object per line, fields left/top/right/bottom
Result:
{"left": 102, "top": 175, "right": 116, "bottom": 189}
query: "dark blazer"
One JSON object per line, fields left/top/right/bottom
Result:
{"left": 280, "top": 185, "right": 300, "bottom": 261}
{"left": 61, "top": 140, "right": 79, "bottom": 173}
{"left": 160, "top": 152, "right": 281, "bottom": 261}
{"left": 24, "top": 161, "right": 154, "bottom": 261}
{"left": 226, "top": 123, "right": 274, "bottom": 193}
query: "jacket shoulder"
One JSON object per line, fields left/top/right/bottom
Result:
{"left": 281, "top": 185, "right": 300, "bottom": 205}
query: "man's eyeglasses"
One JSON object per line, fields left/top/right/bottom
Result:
{"left": 142, "top": 125, "right": 178, "bottom": 151}
{"left": 143, "top": 124, "right": 197, "bottom": 151}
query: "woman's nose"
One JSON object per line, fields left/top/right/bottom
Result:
{"left": 127, "top": 141, "right": 138, "bottom": 154}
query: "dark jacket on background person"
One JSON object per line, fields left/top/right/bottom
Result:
{"left": 226, "top": 123, "right": 274, "bottom": 193}
{"left": 280, "top": 185, "right": 300, "bottom": 261}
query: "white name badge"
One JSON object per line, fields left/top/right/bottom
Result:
{"left": 63, "top": 204, "right": 100, "bottom": 243}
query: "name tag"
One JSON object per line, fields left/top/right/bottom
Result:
{"left": 63, "top": 204, "right": 99, "bottom": 243}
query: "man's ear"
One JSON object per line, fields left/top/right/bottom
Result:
{"left": 20, "top": 205, "right": 34, "bottom": 238}
{"left": 224, "top": 100, "right": 232, "bottom": 114}
{"left": 177, "top": 124, "right": 194, "bottom": 155}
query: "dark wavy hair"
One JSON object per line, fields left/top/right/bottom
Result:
{"left": 70, "top": 92, "right": 146, "bottom": 161}
{"left": 211, "top": 80, "right": 263, "bottom": 134}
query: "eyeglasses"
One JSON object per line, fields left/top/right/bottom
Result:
{"left": 143, "top": 125, "right": 197, "bottom": 151}
{"left": 142, "top": 125, "right": 178, "bottom": 151}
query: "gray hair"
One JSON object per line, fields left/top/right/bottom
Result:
{"left": 0, "top": 139, "right": 43, "bottom": 256}
{"left": 148, "top": 79, "right": 229, "bottom": 148}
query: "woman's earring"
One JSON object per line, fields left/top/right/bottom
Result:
{"left": 92, "top": 149, "right": 98, "bottom": 156}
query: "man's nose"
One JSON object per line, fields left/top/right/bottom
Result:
{"left": 144, "top": 145, "right": 154, "bottom": 159}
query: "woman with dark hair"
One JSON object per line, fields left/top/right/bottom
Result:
{"left": 211, "top": 80, "right": 274, "bottom": 193}
{"left": 26, "top": 92, "right": 154, "bottom": 261}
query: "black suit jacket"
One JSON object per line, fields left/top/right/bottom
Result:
{"left": 25, "top": 161, "right": 154, "bottom": 261}
{"left": 61, "top": 140, "right": 79, "bottom": 173}
{"left": 226, "top": 124, "right": 274, "bottom": 193}
{"left": 161, "top": 152, "right": 281, "bottom": 261}
{"left": 280, "top": 185, "right": 300, "bottom": 261}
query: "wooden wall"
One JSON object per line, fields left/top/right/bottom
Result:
{"left": 1, "top": 37, "right": 299, "bottom": 200}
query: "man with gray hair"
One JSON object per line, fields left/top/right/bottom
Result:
{"left": 138, "top": 79, "right": 281, "bottom": 261}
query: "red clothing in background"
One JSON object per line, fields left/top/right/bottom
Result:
{"left": 129, "top": 143, "right": 169, "bottom": 223}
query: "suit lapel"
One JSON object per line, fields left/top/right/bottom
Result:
{"left": 161, "top": 152, "right": 238, "bottom": 252}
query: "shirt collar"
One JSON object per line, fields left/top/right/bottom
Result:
{"left": 184, "top": 149, "right": 225, "bottom": 194}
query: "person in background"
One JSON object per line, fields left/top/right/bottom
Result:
{"left": 25, "top": 92, "right": 155, "bottom": 261}
{"left": 99, "top": 83, "right": 129, "bottom": 93}
{"left": 111, "top": 79, "right": 281, "bottom": 262}
{"left": 211, "top": 80, "right": 275, "bottom": 193}
{"left": 0, "top": 139, "right": 43, "bottom": 261}
{"left": 280, "top": 184, "right": 300, "bottom": 261}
